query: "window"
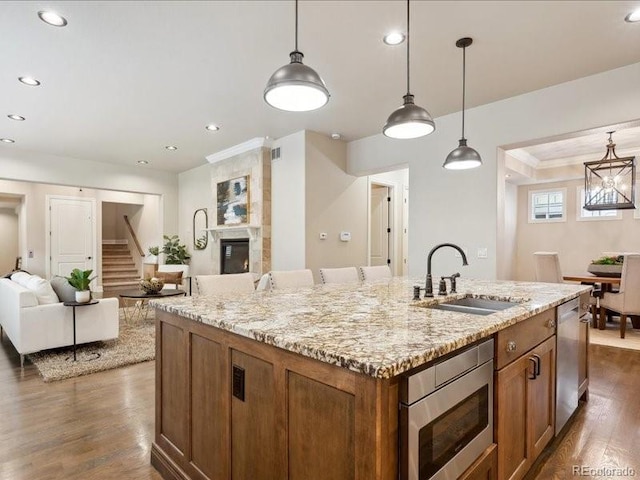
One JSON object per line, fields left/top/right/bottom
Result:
{"left": 577, "top": 188, "right": 621, "bottom": 221}
{"left": 528, "top": 188, "right": 566, "bottom": 223}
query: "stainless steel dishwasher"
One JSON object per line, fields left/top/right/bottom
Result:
{"left": 556, "top": 297, "right": 580, "bottom": 434}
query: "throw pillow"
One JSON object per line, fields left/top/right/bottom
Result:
{"left": 11, "top": 271, "right": 31, "bottom": 286}
{"left": 155, "top": 271, "right": 183, "bottom": 286}
{"left": 50, "top": 276, "right": 78, "bottom": 303}
{"left": 25, "top": 275, "right": 60, "bottom": 304}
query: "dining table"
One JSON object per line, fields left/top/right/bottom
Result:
{"left": 562, "top": 273, "right": 621, "bottom": 329}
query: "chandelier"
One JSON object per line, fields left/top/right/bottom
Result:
{"left": 583, "top": 132, "right": 636, "bottom": 211}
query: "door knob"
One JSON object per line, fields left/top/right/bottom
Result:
{"left": 87, "top": 256, "right": 92, "bottom": 260}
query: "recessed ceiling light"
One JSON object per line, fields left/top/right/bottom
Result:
{"left": 625, "top": 8, "right": 640, "bottom": 22}
{"left": 38, "top": 10, "right": 68, "bottom": 27}
{"left": 18, "top": 76, "right": 40, "bottom": 86}
{"left": 8, "top": 114, "right": 25, "bottom": 121}
{"left": 137, "top": 160, "right": 149, "bottom": 165}
{"left": 205, "top": 124, "right": 220, "bottom": 131}
{"left": 331, "top": 133, "right": 341, "bottom": 140}
{"left": 1, "top": 138, "right": 16, "bottom": 143}
{"left": 505, "top": 174, "right": 511, "bottom": 178}
{"left": 165, "top": 145, "right": 178, "bottom": 151}
{"left": 383, "top": 31, "right": 405, "bottom": 45}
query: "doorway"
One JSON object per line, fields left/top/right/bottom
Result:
{"left": 0, "top": 195, "right": 21, "bottom": 274}
{"left": 47, "top": 196, "right": 97, "bottom": 278}
{"left": 369, "top": 184, "right": 391, "bottom": 268}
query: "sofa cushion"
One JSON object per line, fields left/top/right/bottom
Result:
{"left": 50, "top": 276, "right": 78, "bottom": 303}
{"left": 25, "top": 275, "right": 59, "bottom": 304}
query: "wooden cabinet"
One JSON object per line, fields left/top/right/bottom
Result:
{"left": 152, "top": 309, "right": 399, "bottom": 480}
{"left": 495, "top": 323, "right": 556, "bottom": 480}
{"left": 459, "top": 444, "right": 497, "bottom": 480}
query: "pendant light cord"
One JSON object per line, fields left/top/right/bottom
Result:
{"left": 406, "top": 0, "right": 410, "bottom": 94}
{"left": 461, "top": 44, "right": 466, "bottom": 140}
{"left": 295, "top": 0, "right": 299, "bottom": 51}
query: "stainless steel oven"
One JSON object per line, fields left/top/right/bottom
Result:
{"left": 400, "top": 338, "right": 494, "bottom": 480}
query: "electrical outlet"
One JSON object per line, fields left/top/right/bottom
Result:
{"left": 28, "top": 250, "right": 34, "bottom": 258}
{"left": 477, "top": 247, "right": 488, "bottom": 259}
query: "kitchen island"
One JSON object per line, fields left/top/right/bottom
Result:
{"left": 149, "top": 278, "right": 591, "bottom": 480}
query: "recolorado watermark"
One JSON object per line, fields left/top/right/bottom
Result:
{"left": 572, "top": 465, "right": 636, "bottom": 477}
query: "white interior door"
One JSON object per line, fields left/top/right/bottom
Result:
{"left": 49, "top": 197, "right": 95, "bottom": 277}
{"left": 370, "top": 185, "right": 390, "bottom": 267}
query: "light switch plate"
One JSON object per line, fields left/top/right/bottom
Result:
{"left": 477, "top": 247, "right": 488, "bottom": 259}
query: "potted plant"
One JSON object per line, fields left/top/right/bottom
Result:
{"left": 146, "top": 246, "right": 160, "bottom": 265}
{"left": 162, "top": 235, "right": 191, "bottom": 264}
{"left": 65, "top": 268, "right": 96, "bottom": 303}
{"left": 588, "top": 255, "right": 623, "bottom": 277}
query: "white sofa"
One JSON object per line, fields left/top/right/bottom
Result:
{"left": 0, "top": 278, "right": 119, "bottom": 366}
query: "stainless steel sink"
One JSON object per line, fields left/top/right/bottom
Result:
{"left": 426, "top": 297, "right": 520, "bottom": 316}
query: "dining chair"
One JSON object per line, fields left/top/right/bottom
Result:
{"left": 358, "top": 265, "right": 392, "bottom": 283}
{"left": 533, "top": 252, "right": 599, "bottom": 323}
{"left": 319, "top": 267, "right": 360, "bottom": 285}
{"left": 262, "top": 269, "right": 315, "bottom": 290}
{"left": 533, "top": 252, "right": 563, "bottom": 283}
{"left": 195, "top": 273, "right": 255, "bottom": 296}
{"left": 599, "top": 254, "right": 640, "bottom": 338}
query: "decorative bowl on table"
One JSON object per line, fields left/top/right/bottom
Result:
{"left": 587, "top": 256, "right": 623, "bottom": 277}
{"left": 139, "top": 277, "right": 164, "bottom": 294}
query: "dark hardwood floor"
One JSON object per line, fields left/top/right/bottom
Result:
{"left": 531, "top": 344, "right": 640, "bottom": 479}
{"left": 0, "top": 333, "right": 162, "bottom": 480}
{"left": 1, "top": 332, "right": 639, "bottom": 480}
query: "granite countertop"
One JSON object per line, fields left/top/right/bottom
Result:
{"left": 150, "top": 278, "right": 591, "bottom": 379}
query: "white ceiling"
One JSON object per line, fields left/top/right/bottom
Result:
{"left": 1, "top": 1, "right": 640, "bottom": 173}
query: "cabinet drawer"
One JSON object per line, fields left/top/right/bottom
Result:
{"left": 495, "top": 308, "right": 555, "bottom": 370}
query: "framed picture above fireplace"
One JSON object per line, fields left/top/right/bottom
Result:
{"left": 216, "top": 175, "right": 250, "bottom": 225}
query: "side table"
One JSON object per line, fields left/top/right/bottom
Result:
{"left": 63, "top": 300, "right": 99, "bottom": 361}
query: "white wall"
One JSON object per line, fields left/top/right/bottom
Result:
{"left": 0, "top": 148, "right": 178, "bottom": 234}
{"left": 348, "top": 62, "right": 640, "bottom": 281}
{"left": 0, "top": 179, "right": 161, "bottom": 283}
{"left": 178, "top": 163, "right": 214, "bottom": 276}
{"left": 305, "top": 131, "right": 368, "bottom": 282}
{"left": 271, "top": 131, "right": 306, "bottom": 271}
{"left": 515, "top": 178, "right": 640, "bottom": 281}
{"left": 0, "top": 208, "right": 19, "bottom": 273}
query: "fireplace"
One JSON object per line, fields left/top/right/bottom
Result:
{"left": 220, "top": 238, "right": 250, "bottom": 274}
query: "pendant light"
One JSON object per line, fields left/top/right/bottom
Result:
{"left": 264, "top": 0, "right": 329, "bottom": 112}
{"left": 443, "top": 38, "right": 482, "bottom": 170}
{"left": 382, "top": 0, "right": 435, "bottom": 139}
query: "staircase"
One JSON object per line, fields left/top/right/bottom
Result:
{"left": 102, "top": 243, "right": 140, "bottom": 298}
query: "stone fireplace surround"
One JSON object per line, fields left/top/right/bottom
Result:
{"left": 206, "top": 140, "right": 271, "bottom": 277}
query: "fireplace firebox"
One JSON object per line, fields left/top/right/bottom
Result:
{"left": 220, "top": 239, "right": 250, "bottom": 274}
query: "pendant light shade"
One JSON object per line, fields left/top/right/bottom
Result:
{"left": 383, "top": 0, "right": 435, "bottom": 139}
{"left": 264, "top": 1, "right": 329, "bottom": 112}
{"left": 443, "top": 37, "right": 482, "bottom": 170}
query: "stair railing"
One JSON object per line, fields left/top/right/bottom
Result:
{"left": 123, "top": 215, "right": 145, "bottom": 258}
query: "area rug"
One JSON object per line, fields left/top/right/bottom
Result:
{"left": 589, "top": 320, "right": 640, "bottom": 351}
{"left": 27, "top": 308, "right": 155, "bottom": 382}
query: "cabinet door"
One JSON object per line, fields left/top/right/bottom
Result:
{"left": 231, "top": 350, "right": 285, "bottom": 480}
{"left": 495, "top": 354, "right": 531, "bottom": 480}
{"left": 527, "top": 336, "right": 556, "bottom": 460}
